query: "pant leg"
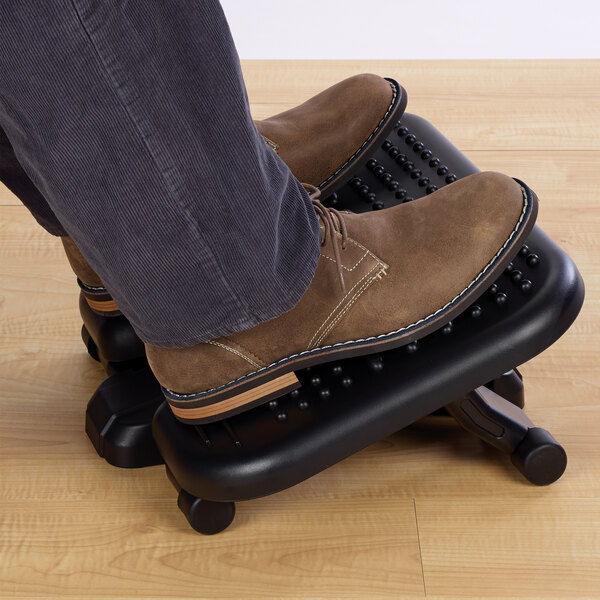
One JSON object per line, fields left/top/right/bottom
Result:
{"left": 0, "top": 0, "right": 321, "bottom": 347}
{"left": 0, "top": 125, "right": 67, "bottom": 236}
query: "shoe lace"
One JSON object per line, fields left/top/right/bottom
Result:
{"left": 303, "top": 183, "right": 348, "bottom": 292}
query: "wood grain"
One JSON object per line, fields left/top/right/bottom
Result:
{"left": 1, "top": 60, "right": 599, "bottom": 599}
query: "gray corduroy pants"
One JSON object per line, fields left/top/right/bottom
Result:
{"left": 0, "top": 1, "right": 321, "bottom": 347}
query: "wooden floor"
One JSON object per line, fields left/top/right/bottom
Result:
{"left": 1, "top": 60, "right": 599, "bottom": 599}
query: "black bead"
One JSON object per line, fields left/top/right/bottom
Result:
{"left": 495, "top": 292, "right": 508, "bottom": 306}
{"left": 298, "top": 400, "right": 309, "bottom": 410}
{"left": 366, "top": 158, "right": 378, "bottom": 170}
{"left": 319, "top": 388, "right": 331, "bottom": 400}
{"left": 505, "top": 262, "right": 514, "bottom": 273}
{"left": 374, "top": 165, "right": 385, "bottom": 176}
{"left": 395, "top": 153, "right": 408, "bottom": 165}
{"left": 367, "top": 193, "right": 377, "bottom": 203}
{"left": 395, "top": 189, "right": 408, "bottom": 200}
{"left": 445, "top": 174, "right": 457, "bottom": 183}
{"left": 413, "top": 142, "right": 424, "bottom": 152}
{"left": 402, "top": 161, "right": 415, "bottom": 172}
{"left": 488, "top": 283, "right": 499, "bottom": 295}
{"left": 382, "top": 173, "right": 393, "bottom": 184}
{"left": 511, "top": 270, "right": 523, "bottom": 283}
{"left": 398, "top": 126, "right": 409, "bottom": 137}
{"left": 358, "top": 185, "right": 370, "bottom": 198}
{"left": 332, "top": 364, "right": 343, "bottom": 376}
{"left": 405, "top": 134, "right": 416, "bottom": 144}
{"left": 310, "top": 375, "right": 321, "bottom": 387}
{"left": 526, "top": 253, "right": 540, "bottom": 267}
{"left": 406, "top": 341, "right": 418, "bottom": 353}
{"left": 368, "top": 356, "right": 384, "bottom": 371}
{"left": 471, "top": 306, "right": 483, "bottom": 318}
{"left": 326, "top": 192, "right": 338, "bottom": 206}
{"left": 405, "top": 196, "right": 414, "bottom": 202}
{"left": 277, "top": 412, "right": 287, "bottom": 422}
{"left": 429, "top": 158, "right": 441, "bottom": 167}
{"left": 442, "top": 322, "right": 453, "bottom": 335}
{"left": 341, "top": 377, "right": 353, "bottom": 388}
{"left": 389, "top": 146, "right": 400, "bottom": 158}
{"left": 290, "top": 389, "right": 301, "bottom": 398}
{"left": 372, "top": 201, "right": 385, "bottom": 210}
{"left": 520, "top": 279, "right": 533, "bottom": 293}
{"left": 350, "top": 177, "right": 362, "bottom": 189}
{"left": 388, "top": 181, "right": 400, "bottom": 191}
{"left": 518, "top": 244, "right": 529, "bottom": 257}
{"left": 437, "top": 166, "right": 449, "bottom": 175}
{"left": 268, "top": 400, "right": 278, "bottom": 410}
{"left": 418, "top": 177, "right": 430, "bottom": 187}
{"left": 382, "top": 140, "right": 392, "bottom": 151}
{"left": 410, "top": 169, "right": 422, "bottom": 179}
{"left": 426, "top": 185, "right": 438, "bottom": 194}
{"left": 421, "top": 149, "right": 433, "bottom": 159}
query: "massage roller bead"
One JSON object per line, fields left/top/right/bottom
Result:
{"left": 326, "top": 193, "right": 338, "bottom": 206}
{"left": 341, "top": 377, "right": 353, "bottom": 388}
{"left": 426, "top": 185, "right": 438, "bottom": 194}
{"left": 374, "top": 165, "right": 385, "bottom": 176}
{"left": 368, "top": 356, "right": 384, "bottom": 372}
{"left": 396, "top": 153, "right": 408, "bottom": 165}
{"left": 519, "top": 244, "right": 529, "bottom": 257}
{"left": 277, "top": 412, "right": 287, "bottom": 422}
{"left": 268, "top": 400, "right": 279, "bottom": 410}
{"left": 410, "top": 169, "right": 422, "bottom": 179}
{"left": 310, "top": 376, "right": 321, "bottom": 387}
{"left": 319, "top": 388, "right": 331, "bottom": 400}
{"left": 367, "top": 193, "right": 377, "bottom": 203}
{"left": 505, "top": 262, "right": 514, "bottom": 273}
{"left": 397, "top": 126, "right": 409, "bottom": 137}
{"left": 495, "top": 292, "right": 508, "bottom": 306}
{"left": 405, "top": 196, "right": 415, "bottom": 202}
{"left": 290, "top": 389, "right": 301, "bottom": 399}
{"left": 403, "top": 161, "right": 415, "bottom": 172}
{"left": 382, "top": 173, "right": 393, "bottom": 184}
{"left": 358, "top": 185, "right": 370, "bottom": 198}
{"left": 332, "top": 365, "right": 343, "bottom": 376}
{"left": 429, "top": 158, "right": 441, "bottom": 167}
{"left": 413, "top": 142, "right": 424, "bottom": 152}
{"left": 406, "top": 342, "right": 418, "bottom": 353}
{"left": 350, "top": 177, "right": 362, "bottom": 189}
{"left": 395, "top": 189, "right": 408, "bottom": 200}
{"left": 511, "top": 270, "right": 523, "bottom": 283}
{"left": 437, "top": 166, "right": 449, "bottom": 175}
{"left": 521, "top": 279, "right": 533, "bottom": 293}
{"left": 488, "top": 283, "right": 499, "bottom": 295}
{"left": 526, "top": 253, "right": 540, "bottom": 267}
{"left": 382, "top": 140, "right": 392, "bottom": 151}
{"left": 421, "top": 149, "right": 432, "bottom": 159}
{"left": 418, "top": 177, "right": 430, "bottom": 187}
{"left": 405, "top": 134, "right": 416, "bottom": 144}
{"left": 373, "top": 201, "right": 385, "bottom": 210}
{"left": 298, "top": 400, "right": 309, "bottom": 410}
{"left": 445, "top": 174, "right": 457, "bottom": 183}
{"left": 389, "top": 146, "right": 400, "bottom": 158}
{"left": 442, "top": 322, "right": 453, "bottom": 335}
{"left": 367, "top": 159, "right": 378, "bottom": 170}
{"left": 471, "top": 306, "right": 483, "bottom": 318}
{"left": 388, "top": 181, "right": 400, "bottom": 191}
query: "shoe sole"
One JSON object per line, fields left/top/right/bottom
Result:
{"left": 166, "top": 181, "right": 538, "bottom": 424}
{"left": 317, "top": 78, "right": 408, "bottom": 198}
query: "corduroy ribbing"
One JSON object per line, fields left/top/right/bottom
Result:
{"left": 0, "top": 1, "right": 321, "bottom": 347}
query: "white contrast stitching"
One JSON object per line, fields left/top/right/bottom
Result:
{"left": 207, "top": 340, "right": 262, "bottom": 369}
{"left": 307, "top": 261, "right": 381, "bottom": 350}
{"left": 313, "top": 263, "right": 387, "bottom": 348}
{"left": 166, "top": 186, "right": 530, "bottom": 401}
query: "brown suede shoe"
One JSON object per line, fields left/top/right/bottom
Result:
{"left": 255, "top": 74, "right": 407, "bottom": 197}
{"left": 147, "top": 171, "right": 539, "bottom": 424}
{"left": 61, "top": 236, "right": 121, "bottom": 316}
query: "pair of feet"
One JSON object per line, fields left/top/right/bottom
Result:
{"left": 140, "top": 74, "right": 538, "bottom": 424}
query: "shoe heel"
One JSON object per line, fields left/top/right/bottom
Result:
{"left": 169, "top": 371, "right": 301, "bottom": 424}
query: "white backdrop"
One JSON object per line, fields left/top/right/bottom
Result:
{"left": 220, "top": 0, "right": 600, "bottom": 59}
